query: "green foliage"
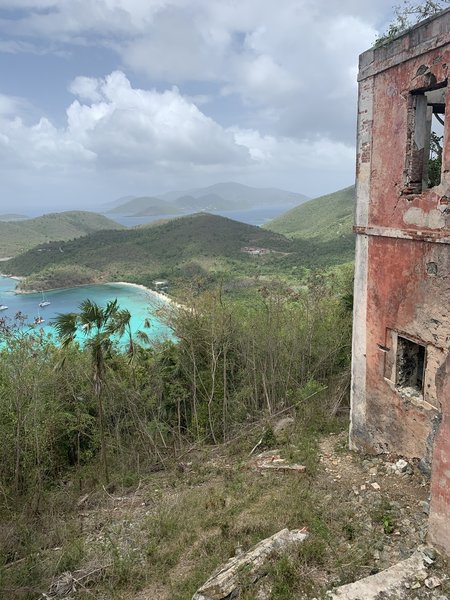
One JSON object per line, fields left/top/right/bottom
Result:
{"left": 266, "top": 185, "right": 355, "bottom": 242}
{"left": 376, "top": 1, "right": 450, "bottom": 47}
{"left": 0, "top": 280, "right": 353, "bottom": 596}
{"left": 371, "top": 499, "right": 397, "bottom": 535}
{"left": 54, "top": 298, "right": 131, "bottom": 484}
{"left": 5, "top": 213, "right": 294, "bottom": 293}
{"left": 0, "top": 211, "right": 123, "bottom": 258}
{"left": 264, "top": 186, "right": 356, "bottom": 269}
{"left": 429, "top": 130, "right": 444, "bottom": 188}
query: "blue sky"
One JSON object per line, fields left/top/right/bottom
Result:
{"left": 0, "top": 0, "right": 395, "bottom": 212}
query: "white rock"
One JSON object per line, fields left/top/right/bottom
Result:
{"left": 395, "top": 459, "right": 409, "bottom": 473}
{"left": 425, "top": 576, "right": 441, "bottom": 589}
{"left": 192, "top": 528, "right": 308, "bottom": 600}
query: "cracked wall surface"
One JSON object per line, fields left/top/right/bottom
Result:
{"left": 350, "top": 8, "right": 450, "bottom": 555}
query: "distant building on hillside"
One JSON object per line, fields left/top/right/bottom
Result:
{"left": 240, "top": 246, "right": 270, "bottom": 255}
{"left": 153, "top": 279, "right": 169, "bottom": 292}
{"left": 351, "top": 9, "right": 450, "bottom": 555}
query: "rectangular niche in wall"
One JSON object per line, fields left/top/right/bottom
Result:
{"left": 396, "top": 335, "right": 426, "bottom": 394}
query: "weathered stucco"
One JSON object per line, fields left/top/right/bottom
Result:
{"left": 351, "top": 8, "right": 450, "bottom": 555}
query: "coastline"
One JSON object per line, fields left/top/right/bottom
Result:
{"left": 0, "top": 273, "right": 183, "bottom": 309}
{"left": 113, "top": 281, "right": 184, "bottom": 309}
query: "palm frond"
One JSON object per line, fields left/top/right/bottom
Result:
{"left": 52, "top": 312, "right": 78, "bottom": 346}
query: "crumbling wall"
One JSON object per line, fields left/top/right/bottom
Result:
{"left": 351, "top": 8, "right": 450, "bottom": 555}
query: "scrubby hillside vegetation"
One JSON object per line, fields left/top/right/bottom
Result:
{"left": 5, "top": 208, "right": 355, "bottom": 294}
{"left": 265, "top": 186, "right": 355, "bottom": 265}
{"left": 2, "top": 280, "right": 446, "bottom": 599}
{"left": 0, "top": 278, "right": 354, "bottom": 598}
{"left": 4, "top": 213, "right": 294, "bottom": 292}
{"left": 0, "top": 211, "right": 124, "bottom": 258}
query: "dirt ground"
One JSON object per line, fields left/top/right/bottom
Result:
{"left": 23, "top": 429, "right": 450, "bottom": 600}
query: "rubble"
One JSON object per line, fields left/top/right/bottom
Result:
{"left": 192, "top": 528, "right": 308, "bottom": 600}
{"left": 249, "top": 450, "right": 306, "bottom": 474}
{"left": 328, "top": 549, "right": 435, "bottom": 599}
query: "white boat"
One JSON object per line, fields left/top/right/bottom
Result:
{"left": 39, "top": 291, "right": 51, "bottom": 308}
{"left": 34, "top": 316, "right": 45, "bottom": 325}
{"left": 0, "top": 304, "right": 7, "bottom": 311}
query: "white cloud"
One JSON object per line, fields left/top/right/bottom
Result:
{"left": 0, "top": 1, "right": 396, "bottom": 207}
{"left": 0, "top": 0, "right": 388, "bottom": 144}
{"left": 0, "top": 93, "right": 26, "bottom": 116}
{"left": 0, "top": 73, "right": 355, "bottom": 200}
{"left": 68, "top": 76, "right": 103, "bottom": 103}
{"left": 66, "top": 71, "right": 250, "bottom": 168}
{"left": 0, "top": 73, "right": 252, "bottom": 174}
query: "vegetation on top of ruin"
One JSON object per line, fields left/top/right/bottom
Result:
{"left": 375, "top": 0, "right": 450, "bottom": 47}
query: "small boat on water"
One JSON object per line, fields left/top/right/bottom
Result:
{"left": 34, "top": 316, "right": 45, "bottom": 325}
{"left": 39, "top": 291, "right": 51, "bottom": 308}
{"left": 0, "top": 304, "right": 7, "bottom": 311}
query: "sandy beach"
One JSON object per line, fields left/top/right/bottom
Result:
{"left": 0, "top": 273, "right": 184, "bottom": 310}
{"left": 110, "top": 282, "right": 185, "bottom": 309}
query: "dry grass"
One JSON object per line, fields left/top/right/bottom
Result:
{"left": 1, "top": 417, "right": 443, "bottom": 600}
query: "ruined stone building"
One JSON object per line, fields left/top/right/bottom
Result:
{"left": 351, "top": 9, "right": 450, "bottom": 555}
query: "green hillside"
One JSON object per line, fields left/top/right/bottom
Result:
{"left": 0, "top": 213, "right": 28, "bottom": 221}
{"left": 0, "top": 211, "right": 124, "bottom": 258}
{"left": 5, "top": 213, "right": 294, "bottom": 291}
{"left": 108, "top": 196, "right": 181, "bottom": 216}
{"left": 266, "top": 186, "right": 355, "bottom": 241}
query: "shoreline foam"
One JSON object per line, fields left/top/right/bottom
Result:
{"left": 113, "top": 281, "right": 184, "bottom": 309}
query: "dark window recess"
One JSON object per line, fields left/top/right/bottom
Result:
{"left": 406, "top": 83, "right": 446, "bottom": 193}
{"left": 396, "top": 336, "right": 425, "bottom": 393}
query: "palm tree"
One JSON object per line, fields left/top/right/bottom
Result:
{"left": 111, "top": 307, "right": 134, "bottom": 356}
{"left": 53, "top": 298, "right": 121, "bottom": 484}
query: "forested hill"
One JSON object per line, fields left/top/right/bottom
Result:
{"left": 5, "top": 213, "right": 294, "bottom": 291}
{"left": 265, "top": 186, "right": 355, "bottom": 241}
{"left": 108, "top": 182, "right": 310, "bottom": 216}
{"left": 0, "top": 211, "right": 124, "bottom": 258}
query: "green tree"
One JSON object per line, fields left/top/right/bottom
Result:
{"left": 429, "top": 131, "right": 444, "bottom": 187}
{"left": 53, "top": 298, "right": 122, "bottom": 484}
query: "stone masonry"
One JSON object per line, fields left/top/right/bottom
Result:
{"left": 350, "top": 9, "right": 450, "bottom": 555}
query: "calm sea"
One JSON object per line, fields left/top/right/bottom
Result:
{"left": 105, "top": 205, "right": 294, "bottom": 228}
{"left": 0, "top": 277, "right": 173, "bottom": 346}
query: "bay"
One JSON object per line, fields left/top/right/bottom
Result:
{"left": 105, "top": 204, "right": 294, "bottom": 228}
{"left": 0, "top": 276, "right": 173, "bottom": 346}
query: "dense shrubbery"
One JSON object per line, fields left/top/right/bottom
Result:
{"left": 0, "top": 277, "right": 352, "bottom": 506}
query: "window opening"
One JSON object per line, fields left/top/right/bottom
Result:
{"left": 396, "top": 335, "right": 425, "bottom": 394}
{"left": 407, "top": 83, "right": 446, "bottom": 193}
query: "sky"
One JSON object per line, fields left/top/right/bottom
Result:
{"left": 0, "top": 0, "right": 396, "bottom": 212}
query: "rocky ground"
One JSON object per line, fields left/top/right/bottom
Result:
{"left": 22, "top": 427, "right": 450, "bottom": 599}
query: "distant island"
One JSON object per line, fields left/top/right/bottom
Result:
{"left": 106, "top": 181, "right": 309, "bottom": 217}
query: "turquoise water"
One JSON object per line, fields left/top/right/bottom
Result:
{"left": 0, "top": 277, "right": 173, "bottom": 347}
